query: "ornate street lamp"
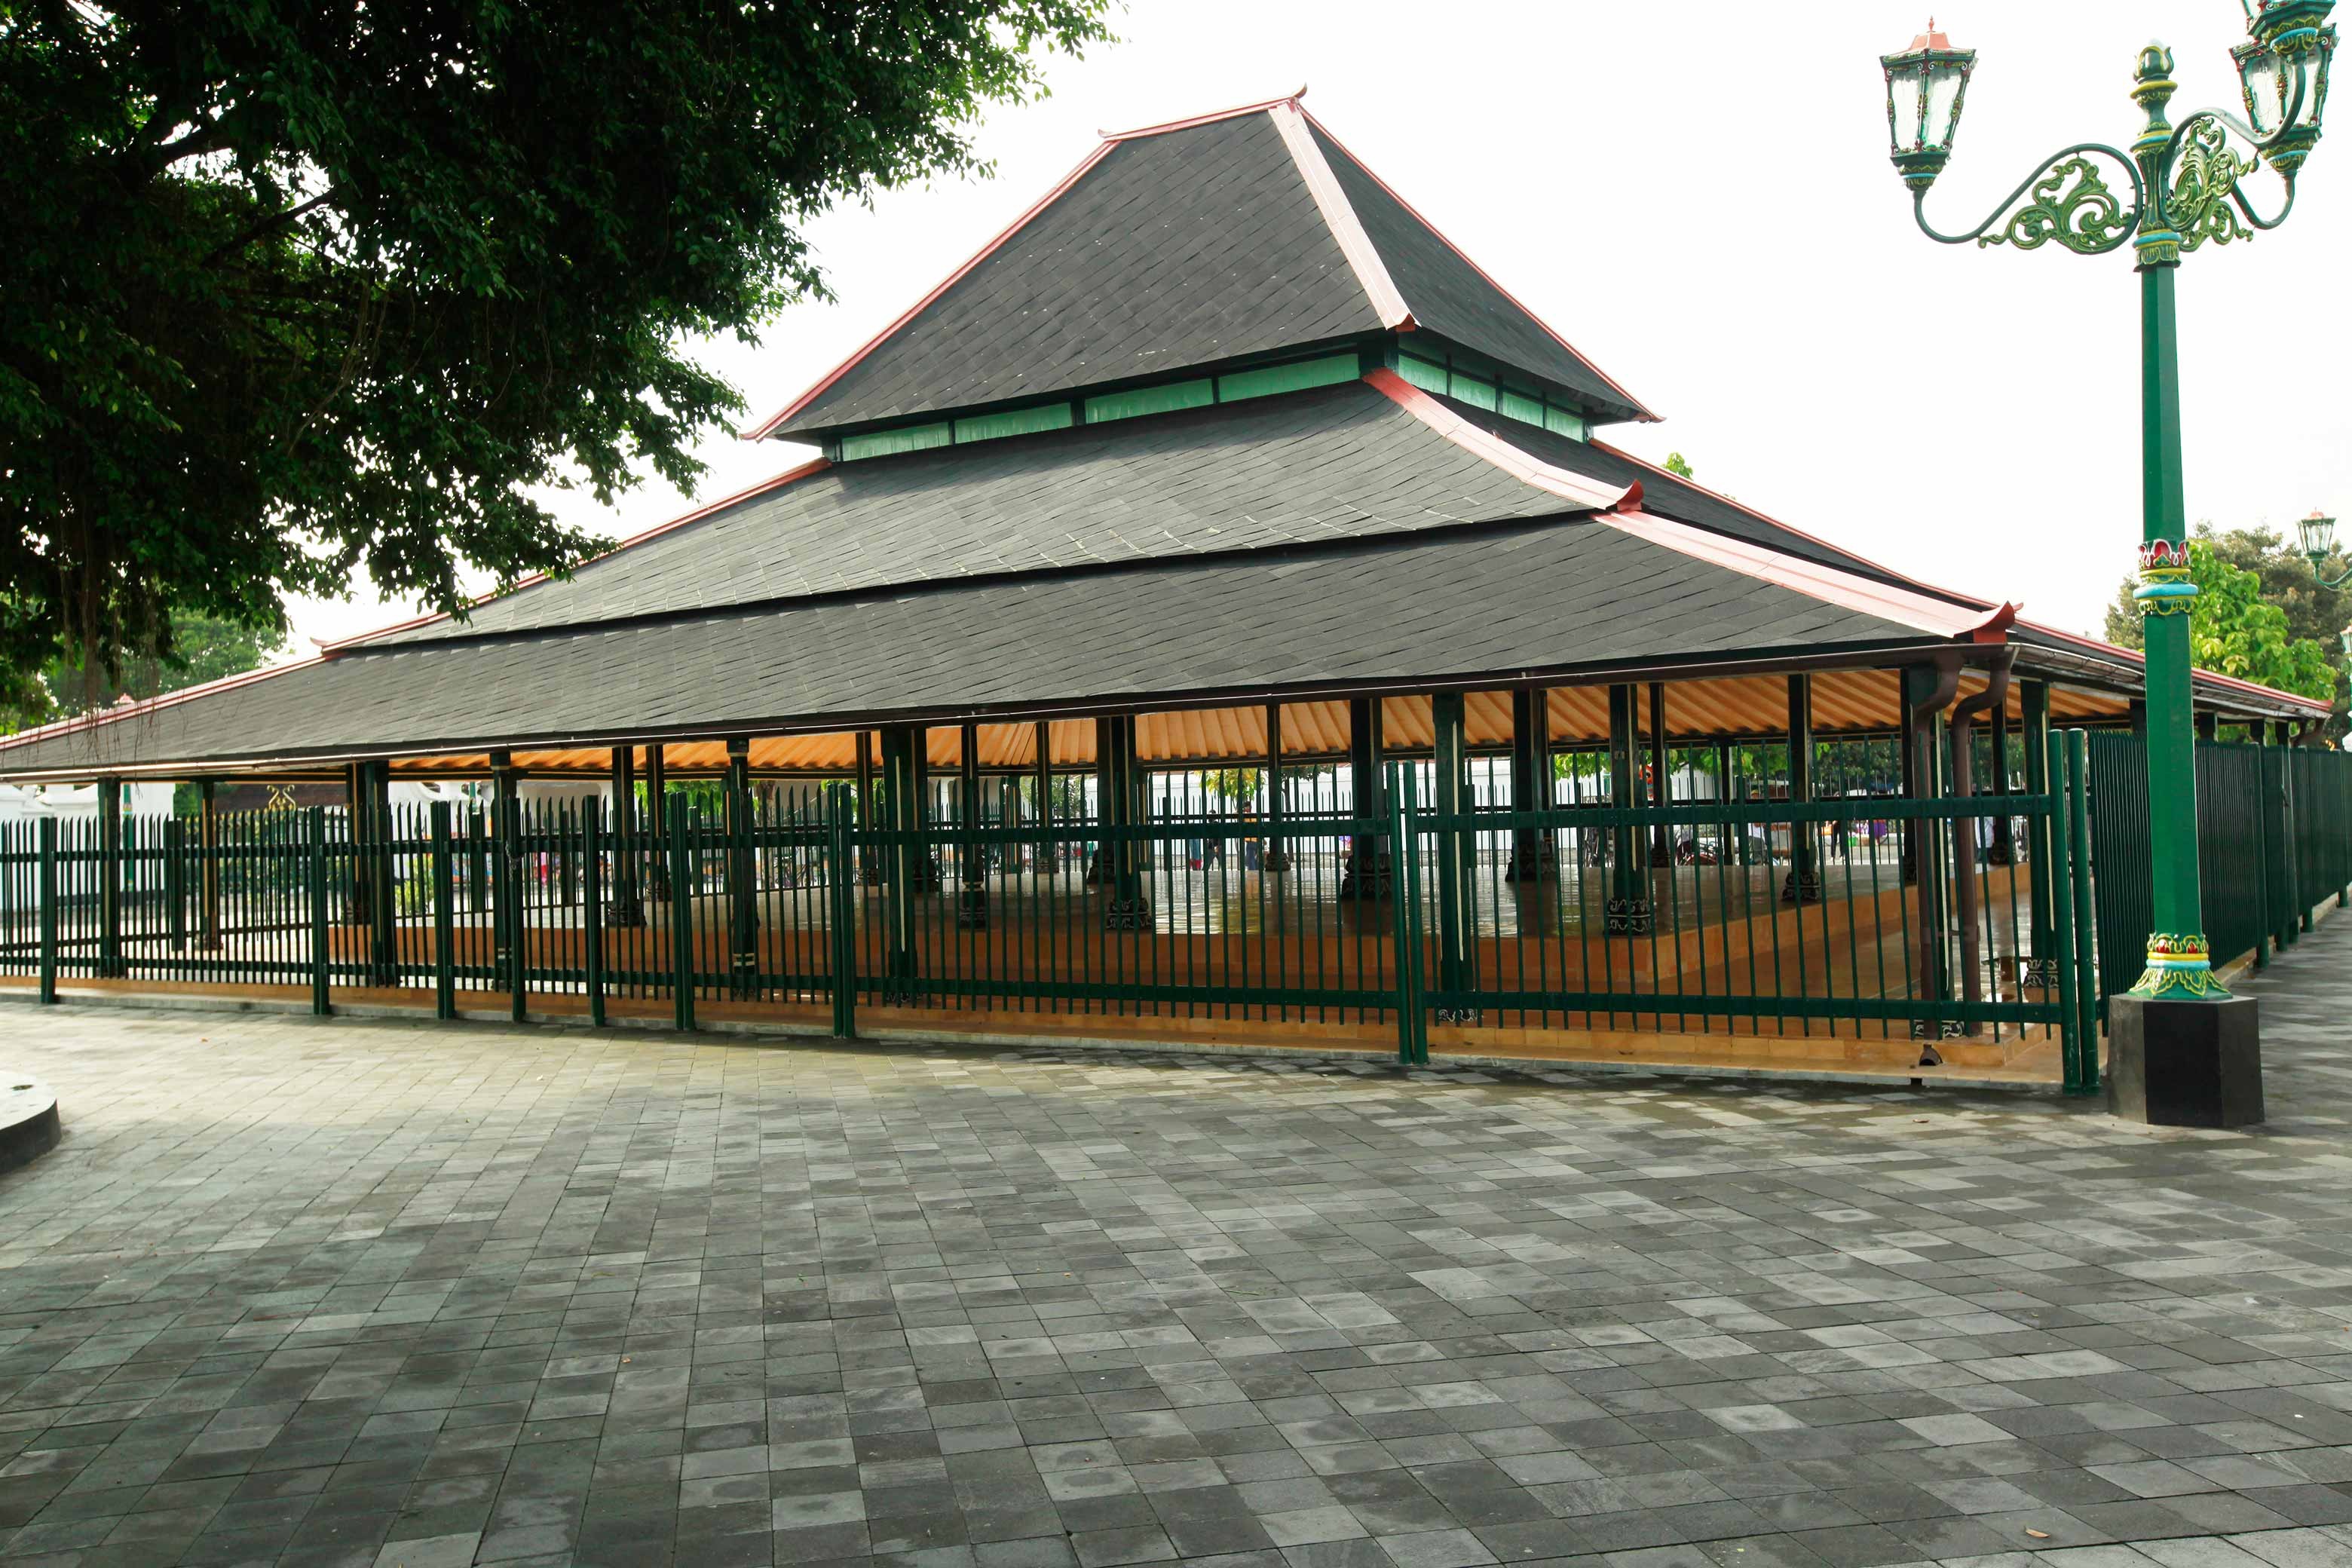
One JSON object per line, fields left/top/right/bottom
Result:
{"left": 1880, "top": 5, "right": 2335, "bottom": 1119}
{"left": 2297, "top": 508, "right": 2349, "bottom": 585}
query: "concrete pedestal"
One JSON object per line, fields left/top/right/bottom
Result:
{"left": 1, "top": 1074, "right": 60, "bottom": 1173}
{"left": 2106, "top": 994, "right": 2263, "bottom": 1128}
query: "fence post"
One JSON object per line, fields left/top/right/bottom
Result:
{"left": 96, "top": 777, "right": 124, "bottom": 978}
{"left": 37, "top": 817, "right": 57, "bottom": 1005}
{"left": 308, "top": 806, "right": 330, "bottom": 1015}
{"left": 1387, "top": 764, "right": 1428, "bottom": 1066}
{"left": 430, "top": 801, "right": 456, "bottom": 1021}
{"left": 164, "top": 817, "right": 187, "bottom": 954}
{"left": 1430, "top": 692, "right": 1475, "bottom": 1025}
{"left": 2046, "top": 733, "right": 2086, "bottom": 1095}
{"left": 671, "top": 801, "right": 696, "bottom": 1031}
{"left": 583, "top": 798, "right": 607, "bottom": 1029}
{"left": 2065, "top": 731, "right": 2098, "bottom": 1091}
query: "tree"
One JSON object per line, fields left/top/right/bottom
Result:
{"left": 2, "top": 1, "right": 1111, "bottom": 700}
{"left": 2, "top": 611, "right": 286, "bottom": 734}
{"left": 1664, "top": 452, "right": 1695, "bottom": 479}
{"left": 2102, "top": 525, "right": 2344, "bottom": 722}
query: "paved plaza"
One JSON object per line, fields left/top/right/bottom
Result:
{"left": 2, "top": 927, "right": 2351, "bottom": 1568}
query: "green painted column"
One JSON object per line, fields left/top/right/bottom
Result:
{"left": 1100, "top": 714, "right": 1147, "bottom": 927}
{"left": 1903, "top": 666, "right": 1954, "bottom": 1025}
{"left": 608, "top": 746, "right": 642, "bottom": 926}
{"left": 1647, "top": 682, "right": 1674, "bottom": 868}
{"left": 2021, "top": 679, "right": 2056, "bottom": 983}
{"left": 642, "top": 744, "right": 669, "bottom": 902}
{"left": 1605, "top": 684, "right": 1648, "bottom": 935}
{"left": 957, "top": 721, "right": 988, "bottom": 929}
{"left": 1262, "top": 703, "right": 1291, "bottom": 874}
{"left": 1506, "top": 688, "right": 1550, "bottom": 883}
{"left": 1989, "top": 696, "right": 2017, "bottom": 865}
{"left": 2125, "top": 231, "right": 2217, "bottom": 999}
{"left": 1784, "top": 675, "right": 1819, "bottom": 903}
{"left": 198, "top": 779, "right": 221, "bottom": 951}
{"left": 97, "top": 776, "right": 124, "bottom": 977}
{"left": 855, "top": 731, "right": 880, "bottom": 886}
{"left": 490, "top": 749, "right": 520, "bottom": 1006}
{"left": 724, "top": 738, "right": 757, "bottom": 994}
{"left": 363, "top": 759, "right": 396, "bottom": 985}
{"left": 1034, "top": 721, "right": 1054, "bottom": 876}
{"left": 1431, "top": 690, "right": 1475, "bottom": 1020}
{"left": 1342, "top": 697, "right": 1389, "bottom": 900}
{"left": 879, "top": 724, "right": 920, "bottom": 999}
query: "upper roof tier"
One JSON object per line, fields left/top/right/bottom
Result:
{"left": 745, "top": 96, "right": 1657, "bottom": 443}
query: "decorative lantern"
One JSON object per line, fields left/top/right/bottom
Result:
{"left": 1883, "top": 20, "right": 1979, "bottom": 188}
{"left": 2236, "top": 3, "right": 2336, "bottom": 176}
{"left": 2298, "top": 507, "right": 2340, "bottom": 562}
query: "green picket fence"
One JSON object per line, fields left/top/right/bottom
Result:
{"left": 2084, "top": 733, "right": 2352, "bottom": 1016}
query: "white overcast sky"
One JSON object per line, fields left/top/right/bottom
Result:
{"left": 286, "top": 0, "right": 2352, "bottom": 653}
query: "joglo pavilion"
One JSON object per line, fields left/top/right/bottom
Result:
{"left": 0, "top": 94, "right": 2332, "bottom": 1084}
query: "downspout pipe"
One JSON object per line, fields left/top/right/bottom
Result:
{"left": 1946, "top": 648, "right": 2018, "bottom": 1040}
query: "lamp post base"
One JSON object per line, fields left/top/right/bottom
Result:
{"left": 2105, "top": 994, "right": 2263, "bottom": 1127}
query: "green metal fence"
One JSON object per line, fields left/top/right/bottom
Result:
{"left": 2, "top": 739, "right": 2121, "bottom": 1087}
{"left": 2085, "top": 733, "right": 2352, "bottom": 1016}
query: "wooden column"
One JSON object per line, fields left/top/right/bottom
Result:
{"left": 724, "top": 738, "right": 757, "bottom": 994}
{"left": 198, "top": 779, "right": 221, "bottom": 951}
{"left": 911, "top": 727, "right": 938, "bottom": 892}
{"left": 642, "top": 743, "right": 670, "bottom": 899}
{"left": 1606, "top": 684, "right": 1648, "bottom": 934}
{"left": 855, "top": 731, "right": 880, "bottom": 885}
{"left": 1506, "top": 687, "right": 1551, "bottom": 882}
{"left": 957, "top": 721, "right": 988, "bottom": 928}
{"left": 2195, "top": 709, "right": 2218, "bottom": 742}
{"left": 1784, "top": 674, "right": 1819, "bottom": 903}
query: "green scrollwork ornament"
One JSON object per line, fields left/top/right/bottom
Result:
{"left": 1979, "top": 155, "right": 2139, "bottom": 253}
{"left": 2169, "top": 117, "right": 2256, "bottom": 252}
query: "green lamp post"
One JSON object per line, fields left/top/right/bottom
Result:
{"left": 1882, "top": 5, "right": 2333, "bottom": 1122}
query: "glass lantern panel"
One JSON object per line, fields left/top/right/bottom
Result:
{"left": 2296, "top": 29, "right": 2334, "bottom": 132}
{"left": 2300, "top": 515, "right": 2338, "bottom": 559}
{"left": 2237, "top": 41, "right": 2286, "bottom": 133}
{"left": 1922, "top": 61, "right": 1966, "bottom": 149}
{"left": 1886, "top": 66, "right": 1926, "bottom": 151}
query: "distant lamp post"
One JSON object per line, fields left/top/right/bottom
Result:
{"left": 1879, "top": 5, "right": 2335, "bottom": 1125}
{"left": 2297, "top": 508, "right": 2350, "bottom": 585}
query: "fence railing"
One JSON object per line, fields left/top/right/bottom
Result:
{"left": 2084, "top": 733, "right": 2352, "bottom": 1018}
{"left": 0, "top": 735, "right": 2130, "bottom": 1086}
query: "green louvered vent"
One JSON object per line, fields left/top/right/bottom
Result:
{"left": 1398, "top": 351, "right": 1586, "bottom": 441}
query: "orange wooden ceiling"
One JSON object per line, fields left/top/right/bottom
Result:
{"left": 386, "top": 669, "right": 2132, "bottom": 777}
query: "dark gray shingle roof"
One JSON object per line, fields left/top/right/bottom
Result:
{"left": 767, "top": 112, "right": 1382, "bottom": 436}
{"left": 369, "top": 381, "right": 1594, "bottom": 648}
{"left": 0, "top": 519, "right": 1931, "bottom": 776}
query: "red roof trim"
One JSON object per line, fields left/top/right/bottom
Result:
{"left": 0, "top": 654, "right": 323, "bottom": 756}
{"left": 738, "top": 141, "right": 1118, "bottom": 442}
{"left": 1365, "top": 369, "right": 1631, "bottom": 513}
{"left": 1099, "top": 90, "right": 1306, "bottom": 142}
{"left": 1299, "top": 106, "right": 1660, "bottom": 424}
{"left": 1267, "top": 102, "right": 1412, "bottom": 330}
{"left": 318, "top": 459, "right": 831, "bottom": 654}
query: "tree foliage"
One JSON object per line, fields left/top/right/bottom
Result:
{"left": 2, "top": 611, "right": 287, "bottom": 734}
{"left": 1, "top": 0, "right": 1110, "bottom": 700}
{"left": 2103, "top": 525, "right": 2344, "bottom": 715}
{"left": 1664, "top": 452, "right": 1694, "bottom": 479}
